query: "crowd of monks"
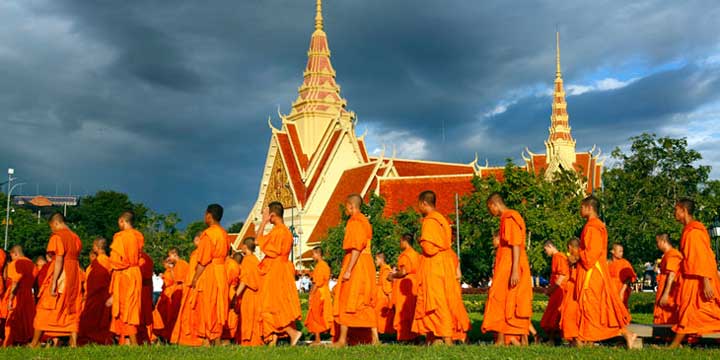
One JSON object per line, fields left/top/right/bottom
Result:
{"left": 0, "top": 192, "right": 719, "bottom": 349}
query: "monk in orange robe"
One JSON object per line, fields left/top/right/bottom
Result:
{"left": 388, "top": 233, "right": 420, "bottom": 342}
{"left": 30, "top": 212, "right": 83, "bottom": 348}
{"left": 171, "top": 236, "right": 203, "bottom": 346}
{"left": 256, "top": 202, "right": 302, "bottom": 346}
{"left": 154, "top": 247, "right": 189, "bottom": 341}
{"left": 482, "top": 193, "right": 533, "bottom": 346}
{"left": 560, "top": 238, "right": 581, "bottom": 344}
{"left": 333, "top": 195, "right": 379, "bottom": 347}
{"left": 670, "top": 198, "right": 720, "bottom": 347}
{"left": 137, "top": 252, "right": 155, "bottom": 344}
{"left": 3, "top": 245, "right": 36, "bottom": 346}
{"left": 608, "top": 243, "right": 637, "bottom": 310}
{"left": 107, "top": 210, "right": 144, "bottom": 346}
{"left": 374, "top": 253, "right": 395, "bottom": 335}
{"left": 575, "top": 196, "right": 636, "bottom": 347}
{"left": 413, "top": 190, "right": 469, "bottom": 345}
{"left": 0, "top": 248, "right": 7, "bottom": 336}
{"left": 304, "top": 246, "right": 333, "bottom": 345}
{"left": 540, "top": 241, "right": 569, "bottom": 343}
{"left": 234, "top": 237, "right": 263, "bottom": 346}
{"left": 449, "top": 249, "right": 471, "bottom": 343}
{"left": 654, "top": 233, "right": 682, "bottom": 325}
{"left": 78, "top": 238, "right": 113, "bottom": 345}
{"left": 33, "top": 255, "right": 50, "bottom": 302}
{"left": 188, "top": 204, "right": 229, "bottom": 345}
{"left": 222, "top": 251, "right": 241, "bottom": 343}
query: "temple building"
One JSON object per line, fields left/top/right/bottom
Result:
{"left": 233, "top": 1, "right": 602, "bottom": 265}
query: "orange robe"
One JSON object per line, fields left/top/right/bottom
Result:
{"left": 540, "top": 252, "right": 569, "bottom": 332}
{"left": 334, "top": 212, "right": 377, "bottom": 331}
{"left": 34, "top": 228, "right": 83, "bottom": 335}
{"left": 3, "top": 256, "right": 36, "bottom": 346}
{"left": 654, "top": 248, "right": 683, "bottom": 325}
{"left": 482, "top": 210, "right": 532, "bottom": 336}
{"left": 196, "top": 224, "right": 229, "bottom": 341}
{"left": 238, "top": 253, "right": 263, "bottom": 346}
{"left": 449, "top": 250, "right": 470, "bottom": 342}
{"left": 258, "top": 222, "right": 301, "bottom": 338}
{"left": 171, "top": 251, "right": 202, "bottom": 346}
{"left": 109, "top": 228, "right": 144, "bottom": 337}
{"left": 414, "top": 211, "right": 470, "bottom": 338}
{"left": 560, "top": 263, "right": 579, "bottom": 340}
{"left": 153, "top": 259, "right": 189, "bottom": 340}
{"left": 222, "top": 258, "right": 241, "bottom": 340}
{"left": 672, "top": 221, "right": 720, "bottom": 335}
{"left": 137, "top": 252, "right": 155, "bottom": 344}
{"left": 304, "top": 259, "right": 333, "bottom": 334}
{"left": 608, "top": 258, "right": 637, "bottom": 309}
{"left": 0, "top": 249, "right": 7, "bottom": 330}
{"left": 376, "top": 264, "right": 395, "bottom": 334}
{"left": 393, "top": 247, "right": 419, "bottom": 341}
{"left": 78, "top": 254, "right": 113, "bottom": 345}
{"left": 575, "top": 218, "right": 630, "bottom": 342}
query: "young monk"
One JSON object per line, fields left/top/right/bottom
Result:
{"left": 388, "top": 233, "right": 420, "bottom": 342}
{"left": 540, "top": 241, "right": 569, "bottom": 344}
{"left": 3, "top": 245, "right": 36, "bottom": 346}
{"left": 31, "top": 212, "right": 83, "bottom": 348}
{"left": 256, "top": 202, "right": 302, "bottom": 346}
{"left": 78, "top": 238, "right": 113, "bottom": 345}
{"left": 189, "top": 204, "right": 229, "bottom": 346}
{"left": 304, "top": 246, "right": 333, "bottom": 345}
{"left": 137, "top": 251, "right": 155, "bottom": 344}
{"left": 171, "top": 236, "right": 203, "bottom": 346}
{"left": 575, "top": 196, "right": 636, "bottom": 348}
{"left": 670, "top": 198, "right": 720, "bottom": 347}
{"left": 413, "top": 190, "right": 469, "bottom": 345}
{"left": 107, "top": 210, "right": 144, "bottom": 346}
{"left": 482, "top": 193, "right": 532, "bottom": 346}
{"left": 654, "top": 233, "right": 683, "bottom": 325}
{"left": 333, "top": 194, "right": 379, "bottom": 347}
{"left": 235, "top": 237, "right": 263, "bottom": 346}
{"left": 561, "top": 238, "right": 581, "bottom": 344}
{"left": 160, "top": 247, "right": 189, "bottom": 340}
{"left": 608, "top": 243, "right": 637, "bottom": 310}
{"left": 222, "top": 250, "right": 242, "bottom": 344}
{"left": 152, "top": 258, "right": 173, "bottom": 341}
{"left": 33, "top": 255, "right": 50, "bottom": 301}
{"left": 374, "top": 252, "right": 395, "bottom": 336}
{"left": 0, "top": 248, "right": 7, "bottom": 336}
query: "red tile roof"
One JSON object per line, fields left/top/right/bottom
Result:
{"left": 276, "top": 133, "right": 307, "bottom": 205}
{"left": 479, "top": 167, "right": 505, "bottom": 181}
{"left": 378, "top": 175, "right": 475, "bottom": 217}
{"left": 389, "top": 159, "right": 475, "bottom": 177}
{"left": 306, "top": 163, "right": 379, "bottom": 245}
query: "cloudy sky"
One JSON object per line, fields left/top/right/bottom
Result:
{"left": 1, "top": 0, "right": 719, "bottom": 226}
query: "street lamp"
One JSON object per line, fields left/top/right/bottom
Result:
{"left": 5, "top": 168, "right": 15, "bottom": 250}
{"left": 710, "top": 213, "right": 720, "bottom": 266}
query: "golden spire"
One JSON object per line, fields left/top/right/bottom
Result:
{"left": 556, "top": 31, "right": 561, "bottom": 78}
{"left": 315, "top": 0, "right": 324, "bottom": 31}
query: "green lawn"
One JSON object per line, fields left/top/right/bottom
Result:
{"left": 2, "top": 291, "right": 717, "bottom": 359}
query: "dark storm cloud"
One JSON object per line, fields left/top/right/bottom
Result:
{"left": 0, "top": 0, "right": 719, "bottom": 225}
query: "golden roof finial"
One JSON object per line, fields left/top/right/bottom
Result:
{"left": 556, "top": 31, "right": 561, "bottom": 77}
{"left": 315, "top": 0, "right": 324, "bottom": 31}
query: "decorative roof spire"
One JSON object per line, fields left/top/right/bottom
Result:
{"left": 556, "top": 31, "right": 561, "bottom": 78}
{"left": 315, "top": 0, "right": 324, "bottom": 31}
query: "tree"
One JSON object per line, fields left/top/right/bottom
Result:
{"left": 601, "top": 133, "right": 715, "bottom": 267}
{"left": 66, "top": 190, "right": 148, "bottom": 243}
{"left": 1, "top": 193, "right": 51, "bottom": 259}
{"left": 227, "top": 222, "right": 244, "bottom": 233}
{"left": 138, "top": 211, "right": 186, "bottom": 273}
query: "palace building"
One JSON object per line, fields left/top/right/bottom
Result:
{"left": 232, "top": 1, "right": 603, "bottom": 266}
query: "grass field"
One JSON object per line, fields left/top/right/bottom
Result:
{"left": 2, "top": 292, "right": 718, "bottom": 359}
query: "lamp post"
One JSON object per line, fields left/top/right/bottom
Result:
{"left": 710, "top": 213, "right": 720, "bottom": 266}
{"left": 5, "top": 168, "right": 16, "bottom": 250}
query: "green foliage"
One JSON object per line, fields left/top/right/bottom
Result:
{"left": 459, "top": 161, "right": 585, "bottom": 284}
{"left": 1, "top": 193, "right": 51, "bottom": 258}
{"left": 227, "top": 221, "right": 244, "bottom": 233}
{"left": 601, "top": 133, "right": 718, "bottom": 265}
{"left": 66, "top": 191, "right": 149, "bottom": 242}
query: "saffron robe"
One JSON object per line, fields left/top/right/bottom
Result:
{"left": 540, "top": 252, "right": 569, "bottom": 332}
{"left": 608, "top": 258, "right": 637, "bottom": 309}
{"left": 575, "top": 218, "right": 630, "bottom": 342}
{"left": 34, "top": 228, "right": 83, "bottom": 334}
{"left": 3, "top": 256, "right": 36, "bottom": 346}
{"left": 560, "top": 263, "right": 579, "bottom": 340}
{"left": 171, "top": 251, "right": 202, "bottom": 346}
{"left": 482, "top": 210, "right": 533, "bottom": 336}
{"left": 654, "top": 248, "right": 683, "bottom": 325}
{"left": 672, "top": 221, "right": 720, "bottom": 335}
{"left": 392, "top": 247, "right": 419, "bottom": 341}
{"left": 195, "top": 224, "right": 229, "bottom": 341}
{"left": 136, "top": 252, "right": 155, "bottom": 344}
{"left": 258, "top": 223, "right": 301, "bottom": 338}
{"left": 109, "top": 228, "right": 144, "bottom": 337}
{"left": 304, "top": 259, "right": 333, "bottom": 334}
{"left": 78, "top": 254, "right": 113, "bottom": 345}
{"left": 222, "top": 257, "right": 241, "bottom": 340}
{"left": 238, "top": 253, "right": 263, "bottom": 346}
{"left": 413, "top": 211, "right": 470, "bottom": 338}
{"left": 375, "top": 263, "right": 395, "bottom": 334}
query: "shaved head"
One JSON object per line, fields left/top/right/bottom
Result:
{"left": 119, "top": 210, "right": 135, "bottom": 226}
{"left": 10, "top": 245, "right": 23, "bottom": 257}
{"left": 486, "top": 192, "right": 505, "bottom": 206}
{"left": 418, "top": 190, "right": 436, "bottom": 207}
{"left": 49, "top": 212, "right": 66, "bottom": 224}
{"left": 346, "top": 194, "right": 363, "bottom": 208}
{"left": 243, "top": 237, "right": 256, "bottom": 252}
{"left": 268, "top": 201, "right": 284, "bottom": 218}
{"left": 568, "top": 237, "right": 580, "bottom": 248}
{"left": 581, "top": 196, "right": 600, "bottom": 214}
{"left": 676, "top": 198, "right": 695, "bottom": 216}
{"left": 93, "top": 237, "right": 108, "bottom": 254}
{"left": 656, "top": 233, "right": 670, "bottom": 244}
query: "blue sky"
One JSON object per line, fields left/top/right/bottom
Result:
{"left": 1, "top": 0, "right": 719, "bottom": 226}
